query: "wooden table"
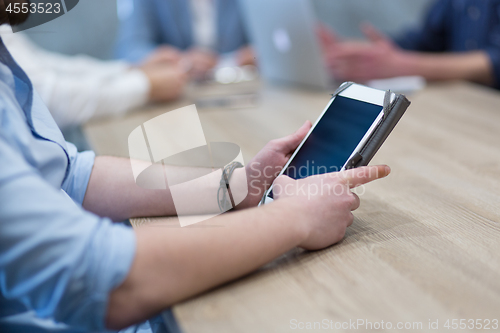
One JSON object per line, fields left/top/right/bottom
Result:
{"left": 85, "top": 81, "right": 500, "bottom": 333}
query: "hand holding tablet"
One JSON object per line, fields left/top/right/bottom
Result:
{"left": 260, "top": 82, "right": 410, "bottom": 205}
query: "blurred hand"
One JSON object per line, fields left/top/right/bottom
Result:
{"left": 142, "top": 46, "right": 182, "bottom": 67}
{"left": 236, "top": 45, "right": 256, "bottom": 66}
{"left": 319, "top": 23, "right": 407, "bottom": 82}
{"left": 317, "top": 23, "right": 342, "bottom": 53}
{"left": 140, "top": 63, "right": 188, "bottom": 102}
{"left": 182, "top": 48, "right": 218, "bottom": 78}
{"left": 274, "top": 165, "right": 391, "bottom": 250}
{"left": 237, "top": 121, "right": 312, "bottom": 209}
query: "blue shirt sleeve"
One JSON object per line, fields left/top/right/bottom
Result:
{"left": 61, "top": 141, "right": 95, "bottom": 205}
{"left": 394, "top": 0, "right": 452, "bottom": 52}
{"left": 0, "top": 136, "right": 136, "bottom": 331}
{"left": 115, "top": 0, "right": 159, "bottom": 62}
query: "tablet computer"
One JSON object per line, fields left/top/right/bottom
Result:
{"left": 260, "top": 82, "right": 410, "bottom": 205}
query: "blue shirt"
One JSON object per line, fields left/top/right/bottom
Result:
{"left": 395, "top": 0, "right": 500, "bottom": 88}
{"left": 0, "top": 38, "right": 136, "bottom": 332}
{"left": 114, "top": 0, "right": 249, "bottom": 63}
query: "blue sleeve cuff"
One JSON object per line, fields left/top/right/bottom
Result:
{"left": 61, "top": 142, "right": 95, "bottom": 205}
{"left": 55, "top": 222, "right": 136, "bottom": 331}
{"left": 0, "top": 137, "right": 136, "bottom": 331}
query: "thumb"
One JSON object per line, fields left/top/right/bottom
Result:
{"left": 277, "top": 120, "right": 312, "bottom": 154}
{"left": 361, "top": 23, "right": 388, "bottom": 43}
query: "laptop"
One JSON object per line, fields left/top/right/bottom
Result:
{"left": 239, "top": 0, "right": 333, "bottom": 90}
{"left": 239, "top": 0, "right": 426, "bottom": 93}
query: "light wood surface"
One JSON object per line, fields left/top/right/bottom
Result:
{"left": 85, "top": 81, "right": 500, "bottom": 333}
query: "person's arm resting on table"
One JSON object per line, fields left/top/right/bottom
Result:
{"left": 320, "top": 24, "right": 495, "bottom": 86}
{"left": 319, "top": 0, "right": 498, "bottom": 86}
{"left": 79, "top": 122, "right": 391, "bottom": 329}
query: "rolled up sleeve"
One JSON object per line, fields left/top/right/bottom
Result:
{"left": 61, "top": 141, "right": 95, "bottom": 205}
{"left": 0, "top": 137, "right": 136, "bottom": 331}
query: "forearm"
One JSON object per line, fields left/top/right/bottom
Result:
{"left": 82, "top": 156, "right": 250, "bottom": 221}
{"left": 106, "top": 199, "right": 307, "bottom": 329}
{"left": 398, "top": 50, "right": 494, "bottom": 85}
{"left": 83, "top": 156, "right": 176, "bottom": 221}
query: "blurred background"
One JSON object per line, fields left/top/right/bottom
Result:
{"left": 23, "top": 0, "right": 434, "bottom": 60}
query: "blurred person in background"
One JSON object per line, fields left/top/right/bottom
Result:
{"left": 1, "top": 26, "right": 187, "bottom": 131}
{"left": 320, "top": 0, "right": 500, "bottom": 89}
{"left": 115, "top": 0, "right": 255, "bottom": 79}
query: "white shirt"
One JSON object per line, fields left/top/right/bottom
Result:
{"left": 190, "top": 0, "right": 217, "bottom": 50}
{"left": 0, "top": 25, "right": 150, "bottom": 129}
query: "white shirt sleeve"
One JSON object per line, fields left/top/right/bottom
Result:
{"left": 189, "top": 0, "right": 217, "bottom": 50}
{"left": 0, "top": 26, "right": 150, "bottom": 129}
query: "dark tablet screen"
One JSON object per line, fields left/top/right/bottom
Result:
{"left": 268, "top": 96, "right": 383, "bottom": 199}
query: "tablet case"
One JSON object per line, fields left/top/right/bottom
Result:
{"left": 333, "top": 82, "right": 411, "bottom": 169}
{"left": 259, "top": 82, "right": 410, "bottom": 205}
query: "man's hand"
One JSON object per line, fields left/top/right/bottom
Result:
{"left": 142, "top": 46, "right": 182, "bottom": 67}
{"left": 106, "top": 163, "right": 390, "bottom": 329}
{"left": 237, "top": 121, "right": 312, "bottom": 209}
{"left": 182, "top": 48, "right": 219, "bottom": 78}
{"left": 274, "top": 165, "right": 391, "bottom": 250}
{"left": 140, "top": 63, "right": 188, "bottom": 102}
{"left": 236, "top": 45, "right": 256, "bottom": 66}
{"left": 320, "top": 24, "right": 495, "bottom": 85}
{"left": 320, "top": 24, "right": 407, "bottom": 81}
